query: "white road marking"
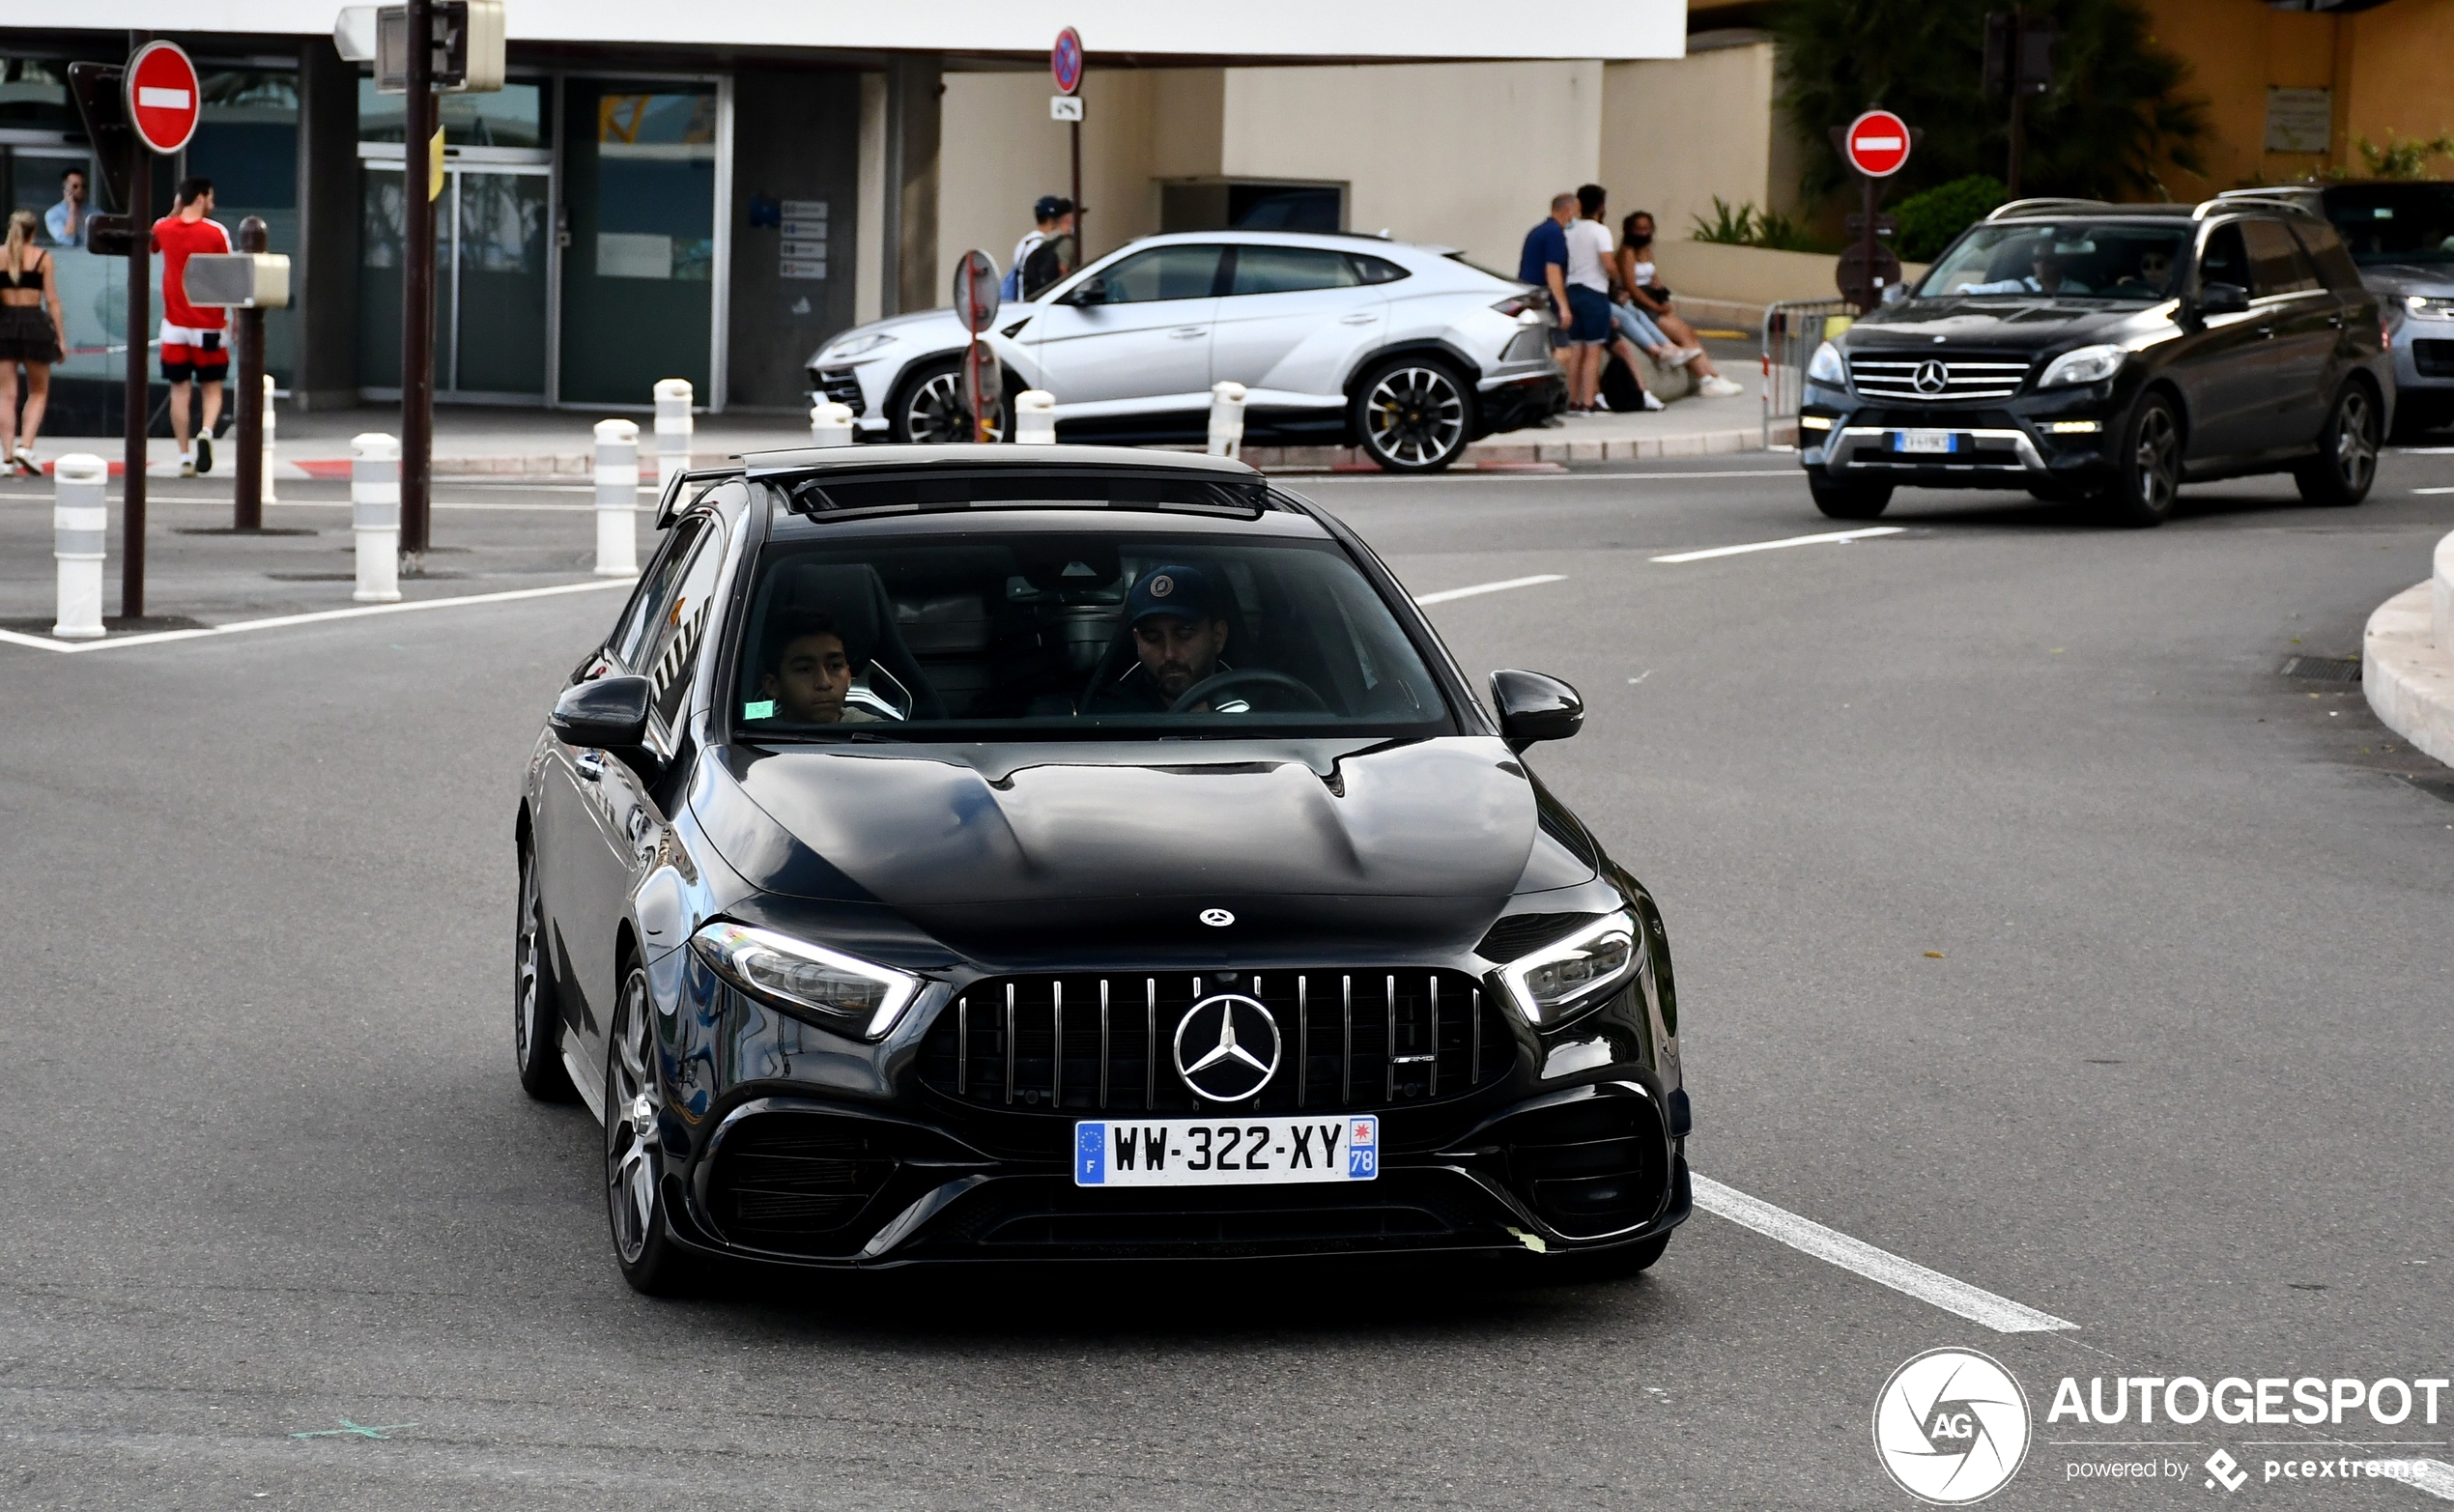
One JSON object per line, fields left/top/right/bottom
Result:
{"left": 2409, "top": 1460, "right": 2454, "bottom": 1499}
{"left": 1628, "top": 670, "right": 1652, "bottom": 684}
{"left": 1412, "top": 574, "right": 1566, "bottom": 606}
{"left": 0, "top": 578, "right": 633, "bottom": 655}
{"left": 1691, "top": 1174, "right": 2080, "bottom": 1334}
{"left": 1652, "top": 526, "right": 1905, "bottom": 562}
{"left": 2413, "top": 487, "right": 2454, "bottom": 496}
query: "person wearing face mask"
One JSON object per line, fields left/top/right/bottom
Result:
{"left": 1615, "top": 210, "right": 1743, "bottom": 398}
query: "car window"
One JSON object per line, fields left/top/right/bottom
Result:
{"left": 1349, "top": 253, "right": 1409, "bottom": 284}
{"left": 2241, "top": 218, "right": 2320, "bottom": 297}
{"left": 2322, "top": 184, "right": 2454, "bottom": 267}
{"left": 2197, "top": 225, "right": 2248, "bottom": 291}
{"left": 2291, "top": 219, "right": 2364, "bottom": 290}
{"left": 1097, "top": 244, "right": 1226, "bottom": 303}
{"left": 638, "top": 515, "right": 728, "bottom": 736}
{"left": 1917, "top": 221, "right": 2188, "bottom": 301}
{"left": 1227, "top": 246, "right": 1361, "bottom": 295}
{"left": 730, "top": 528, "right": 1453, "bottom": 740}
{"left": 612, "top": 517, "right": 707, "bottom": 669}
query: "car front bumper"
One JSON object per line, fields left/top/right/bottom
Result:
{"left": 1799, "top": 378, "right": 2127, "bottom": 491}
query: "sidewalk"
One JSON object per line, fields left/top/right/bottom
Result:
{"left": 2363, "top": 530, "right": 2454, "bottom": 769}
{"left": 15, "top": 346, "right": 1781, "bottom": 478}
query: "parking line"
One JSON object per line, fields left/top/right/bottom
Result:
{"left": 1651, "top": 526, "right": 1905, "bottom": 563}
{"left": 1691, "top": 1174, "right": 2080, "bottom": 1334}
{"left": 0, "top": 578, "right": 633, "bottom": 655}
{"left": 1412, "top": 574, "right": 1566, "bottom": 606}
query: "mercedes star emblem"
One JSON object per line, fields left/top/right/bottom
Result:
{"left": 1199, "top": 908, "right": 1234, "bottom": 927}
{"left": 1912, "top": 359, "right": 1950, "bottom": 394}
{"left": 1172, "top": 992, "right": 1281, "bottom": 1102}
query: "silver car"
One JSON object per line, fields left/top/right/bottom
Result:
{"left": 2226, "top": 183, "right": 2454, "bottom": 439}
{"left": 806, "top": 230, "right": 1566, "bottom": 471}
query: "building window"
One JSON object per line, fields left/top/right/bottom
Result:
{"left": 1161, "top": 182, "right": 1345, "bottom": 236}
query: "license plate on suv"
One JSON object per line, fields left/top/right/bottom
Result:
{"left": 1893, "top": 429, "right": 1959, "bottom": 454}
{"left": 1074, "top": 1115, "right": 1379, "bottom": 1188}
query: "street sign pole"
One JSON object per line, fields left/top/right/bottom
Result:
{"left": 234, "top": 215, "right": 269, "bottom": 530}
{"left": 953, "top": 249, "right": 1003, "bottom": 442}
{"left": 118, "top": 35, "right": 205, "bottom": 621}
{"left": 1838, "top": 108, "right": 1912, "bottom": 313}
{"left": 400, "top": 0, "right": 436, "bottom": 565}
{"left": 1054, "top": 28, "right": 1084, "bottom": 265}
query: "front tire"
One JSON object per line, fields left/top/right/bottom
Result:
{"left": 2295, "top": 383, "right": 2380, "bottom": 507}
{"left": 1353, "top": 357, "right": 1473, "bottom": 472}
{"left": 514, "top": 846, "right": 577, "bottom": 1102}
{"left": 2097, "top": 392, "right": 2183, "bottom": 528}
{"left": 1808, "top": 472, "right": 1893, "bottom": 520}
{"left": 606, "top": 962, "right": 700, "bottom": 1296}
{"left": 889, "top": 358, "right": 1003, "bottom": 444}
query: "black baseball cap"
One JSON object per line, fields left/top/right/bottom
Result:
{"left": 1034, "top": 195, "right": 1074, "bottom": 220}
{"left": 1126, "top": 564, "right": 1222, "bottom": 626}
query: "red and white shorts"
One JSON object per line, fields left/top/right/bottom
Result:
{"left": 159, "top": 320, "right": 229, "bottom": 383}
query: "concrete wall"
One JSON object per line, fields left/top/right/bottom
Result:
{"left": 1651, "top": 240, "right": 1929, "bottom": 307}
{"left": 1602, "top": 37, "right": 1794, "bottom": 250}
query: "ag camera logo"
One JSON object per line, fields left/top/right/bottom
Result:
{"left": 1873, "top": 1349, "right": 2033, "bottom": 1503}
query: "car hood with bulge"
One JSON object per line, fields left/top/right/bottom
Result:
{"left": 1850, "top": 298, "right": 2162, "bottom": 357}
{"left": 691, "top": 736, "right": 1603, "bottom": 961}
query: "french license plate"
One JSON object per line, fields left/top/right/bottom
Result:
{"left": 1894, "top": 428, "right": 1958, "bottom": 454}
{"left": 1074, "top": 1115, "right": 1379, "bottom": 1187}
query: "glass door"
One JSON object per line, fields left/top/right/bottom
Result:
{"left": 557, "top": 80, "right": 717, "bottom": 406}
{"left": 357, "top": 155, "right": 551, "bottom": 400}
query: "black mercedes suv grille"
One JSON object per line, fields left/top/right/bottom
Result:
{"left": 813, "top": 369, "right": 867, "bottom": 416}
{"left": 1848, "top": 353, "right": 2032, "bottom": 401}
{"left": 917, "top": 969, "right": 1515, "bottom": 1116}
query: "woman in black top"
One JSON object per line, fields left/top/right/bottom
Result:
{"left": 0, "top": 209, "right": 68, "bottom": 476}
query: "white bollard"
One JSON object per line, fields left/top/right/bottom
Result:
{"left": 652, "top": 378, "right": 693, "bottom": 483}
{"left": 1207, "top": 381, "right": 1247, "bottom": 459}
{"left": 261, "top": 374, "right": 278, "bottom": 502}
{"left": 808, "top": 402, "right": 856, "bottom": 448}
{"left": 1013, "top": 388, "right": 1057, "bottom": 445}
{"left": 594, "top": 418, "right": 641, "bottom": 577}
{"left": 351, "top": 433, "right": 402, "bottom": 604}
{"left": 50, "top": 453, "right": 108, "bottom": 639}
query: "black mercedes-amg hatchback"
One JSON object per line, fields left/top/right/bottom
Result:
{"left": 516, "top": 445, "right": 1688, "bottom": 1292}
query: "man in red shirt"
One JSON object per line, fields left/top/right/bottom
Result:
{"left": 153, "top": 178, "right": 231, "bottom": 477}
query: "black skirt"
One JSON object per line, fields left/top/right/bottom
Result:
{"left": 0, "top": 303, "right": 62, "bottom": 364}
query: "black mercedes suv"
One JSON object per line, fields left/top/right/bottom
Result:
{"left": 1798, "top": 196, "right": 2394, "bottom": 526}
{"left": 517, "top": 446, "right": 1689, "bottom": 1291}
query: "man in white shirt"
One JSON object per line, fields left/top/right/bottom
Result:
{"left": 1564, "top": 185, "right": 1661, "bottom": 413}
{"left": 1004, "top": 195, "right": 1073, "bottom": 300}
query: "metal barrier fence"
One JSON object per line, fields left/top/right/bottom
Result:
{"left": 1761, "top": 299, "right": 1860, "bottom": 449}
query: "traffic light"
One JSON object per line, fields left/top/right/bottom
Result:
{"left": 374, "top": 0, "right": 505, "bottom": 94}
{"left": 1984, "top": 11, "right": 2056, "bottom": 97}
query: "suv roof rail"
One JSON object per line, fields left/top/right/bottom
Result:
{"left": 2196, "top": 194, "right": 2321, "bottom": 220}
{"left": 1985, "top": 197, "right": 2113, "bottom": 220}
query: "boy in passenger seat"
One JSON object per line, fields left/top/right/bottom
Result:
{"left": 758, "top": 611, "right": 880, "bottom": 724}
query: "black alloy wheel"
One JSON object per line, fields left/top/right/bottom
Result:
{"left": 2295, "top": 384, "right": 2380, "bottom": 507}
{"left": 892, "top": 358, "right": 1005, "bottom": 444}
{"left": 1808, "top": 472, "right": 1893, "bottom": 520}
{"left": 1353, "top": 357, "right": 1472, "bottom": 472}
{"left": 514, "top": 847, "right": 576, "bottom": 1102}
{"left": 606, "top": 963, "right": 699, "bottom": 1295}
{"left": 2100, "top": 393, "right": 2183, "bottom": 528}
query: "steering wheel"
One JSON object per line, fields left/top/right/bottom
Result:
{"left": 1167, "top": 668, "right": 1330, "bottom": 715}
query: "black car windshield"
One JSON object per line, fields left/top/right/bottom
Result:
{"left": 1919, "top": 222, "right": 2192, "bottom": 301}
{"left": 730, "top": 529, "right": 1455, "bottom": 740}
{"left": 2324, "top": 185, "right": 2454, "bottom": 266}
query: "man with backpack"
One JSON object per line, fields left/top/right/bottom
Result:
{"left": 1004, "top": 195, "right": 1075, "bottom": 301}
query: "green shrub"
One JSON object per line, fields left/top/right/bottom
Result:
{"left": 1690, "top": 196, "right": 1840, "bottom": 253}
{"left": 1893, "top": 175, "right": 2007, "bottom": 262}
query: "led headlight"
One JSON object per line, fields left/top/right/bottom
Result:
{"left": 818, "top": 331, "right": 896, "bottom": 361}
{"left": 2039, "top": 344, "right": 2126, "bottom": 387}
{"left": 1494, "top": 910, "right": 1642, "bottom": 1027}
{"left": 1807, "top": 339, "right": 1846, "bottom": 385}
{"left": 2406, "top": 295, "right": 2454, "bottom": 319}
{"left": 689, "top": 922, "right": 923, "bottom": 1040}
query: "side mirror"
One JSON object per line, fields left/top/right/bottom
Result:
{"left": 2197, "top": 281, "right": 2249, "bottom": 317}
{"left": 551, "top": 674, "right": 654, "bottom": 752}
{"left": 1490, "top": 670, "right": 1583, "bottom": 751}
{"left": 1062, "top": 275, "right": 1106, "bottom": 307}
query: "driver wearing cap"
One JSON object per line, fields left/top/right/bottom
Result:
{"left": 1088, "top": 564, "right": 1235, "bottom": 714}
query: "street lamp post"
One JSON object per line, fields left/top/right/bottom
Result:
{"left": 400, "top": 0, "right": 436, "bottom": 566}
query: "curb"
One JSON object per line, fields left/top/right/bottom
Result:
{"left": 2363, "top": 575, "right": 2454, "bottom": 771}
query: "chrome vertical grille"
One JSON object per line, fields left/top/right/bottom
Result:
{"left": 917, "top": 968, "right": 1512, "bottom": 1115}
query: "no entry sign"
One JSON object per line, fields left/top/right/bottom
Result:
{"left": 127, "top": 41, "right": 200, "bottom": 156}
{"left": 1843, "top": 108, "right": 1911, "bottom": 178}
{"left": 1051, "top": 27, "right": 1084, "bottom": 95}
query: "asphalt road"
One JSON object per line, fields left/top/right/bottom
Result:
{"left": 3, "top": 455, "right": 2451, "bottom": 1509}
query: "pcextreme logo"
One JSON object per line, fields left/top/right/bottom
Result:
{"left": 1873, "top": 1349, "right": 2033, "bottom": 1504}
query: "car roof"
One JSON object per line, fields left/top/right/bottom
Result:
{"left": 739, "top": 442, "right": 1260, "bottom": 479}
